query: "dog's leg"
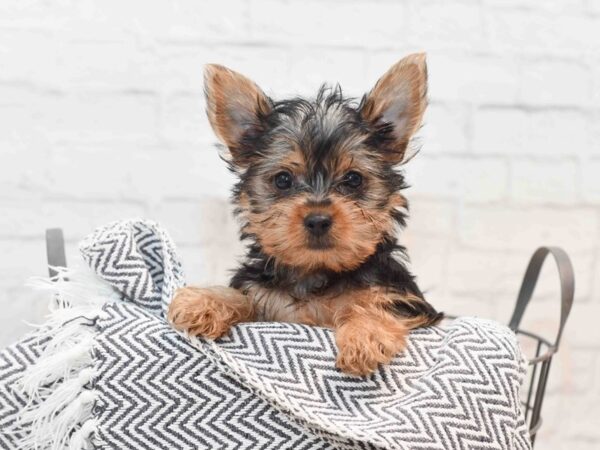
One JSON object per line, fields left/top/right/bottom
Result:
{"left": 334, "top": 289, "right": 435, "bottom": 376}
{"left": 168, "top": 286, "right": 254, "bottom": 339}
{"left": 335, "top": 308, "right": 408, "bottom": 376}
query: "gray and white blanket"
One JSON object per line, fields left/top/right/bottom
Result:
{"left": 0, "top": 220, "right": 531, "bottom": 449}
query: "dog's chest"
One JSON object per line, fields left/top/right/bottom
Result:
{"left": 246, "top": 284, "right": 346, "bottom": 327}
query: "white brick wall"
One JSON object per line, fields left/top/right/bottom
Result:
{"left": 0, "top": 1, "right": 598, "bottom": 446}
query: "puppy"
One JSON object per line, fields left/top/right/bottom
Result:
{"left": 168, "top": 53, "right": 443, "bottom": 376}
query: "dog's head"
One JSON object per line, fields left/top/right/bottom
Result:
{"left": 204, "top": 53, "right": 428, "bottom": 273}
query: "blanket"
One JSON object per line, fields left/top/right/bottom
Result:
{"left": 0, "top": 219, "right": 531, "bottom": 449}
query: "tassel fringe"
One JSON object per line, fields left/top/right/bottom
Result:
{"left": 12, "top": 266, "right": 119, "bottom": 450}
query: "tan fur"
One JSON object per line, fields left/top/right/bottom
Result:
{"left": 244, "top": 192, "right": 396, "bottom": 273}
{"left": 335, "top": 305, "right": 408, "bottom": 376}
{"left": 281, "top": 287, "right": 418, "bottom": 375}
{"left": 204, "top": 64, "right": 271, "bottom": 161}
{"left": 168, "top": 286, "right": 254, "bottom": 339}
{"left": 361, "top": 53, "right": 428, "bottom": 163}
{"left": 168, "top": 284, "right": 422, "bottom": 376}
{"left": 170, "top": 54, "right": 435, "bottom": 376}
{"left": 279, "top": 145, "right": 306, "bottom": 172}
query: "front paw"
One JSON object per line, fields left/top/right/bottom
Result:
{"left": 168, "top": 286, "right": 252, "bottom": 339}
{"left": 335, "top": 320, "right": 407, "bottom": 376}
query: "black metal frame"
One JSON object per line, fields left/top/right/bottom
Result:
{"left": 46, "top": 228, "right": 67, "bottom": 278}
{"left": 44, "top": 230, "right": 574, "bottom": 447}
{"left": 508, "top": 247, "right": 575, "bottom": 446}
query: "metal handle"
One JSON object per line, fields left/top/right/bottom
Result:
{"left": 45, "top": 228, "right": 67, "bottom": 277}
{"left": 508, "top": 246, "right": 575, "bottom": 349}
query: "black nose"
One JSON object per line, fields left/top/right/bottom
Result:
{"left": 304, "top": 213, "right": 332, "bottom": 237}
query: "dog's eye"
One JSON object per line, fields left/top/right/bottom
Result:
{"left": 342, "top": 171, "right": 363, "bottom": 188}
{"left": 274, "top": 171, "right": 293, "bottom": 190}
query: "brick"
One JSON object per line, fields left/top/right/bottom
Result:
{"left": 0, "top": 239, "right": 81, "bottom": 347}
{"left": 127, "top": 147, "right": 235, "bottom": 200}
{"left": 175, "top": 244, "right": 217, "bottom": 286}
{"left": 0, "top": 29, "right": 61, "bottom": 86}
{"left": 472, "top": 108, "right": 591, "bottom": 156}
{"left": 510, "top": 158, "right": 579, "bottom": 204}
{"left": 400, "top": 234, "right": 449, "bottom": 294}
{"left": 548, "top": 348, "right": 598, "bottom": 396}
{"left": 485, "top": 9, "right": 598, "bottom": 55}
{"left": 527, "top": 110, "right": 591, "bottom": 155}
{"left": 0, "top": 134, "right": 50, "bottom": 196}
{"left": 0, "top": 89, "right": 158, "bottom": 144}
{"left": 56, "top": 40, "right": 161, "bottom": 92}
{"left": 404, "top": 198, "right": 457, "bottom": 237}
{"left": 0, "top": 284, "right": 49, "bottom": 347}
{"left": 561, "top": 394, "right": 600, "bottom": 441}
{"left": 526, "top": 111, "right": 591, "bottom": 155}
{"left": 0, "top": 239, "right": 47, "bottom": 283}
{"left": 0, "top": 239, "right": 53, "bottom": 347}
{"left": 427, "top": 54, "right": 520, "bottom": 104}
{"left": 590, "top": 111, "right": 600, "bottom": 155}
{"left": 408, "top": 156, "right": 508, "bottom": 202}
{"left": 562, "top": 302, "right": 600, "bottom": 348}
{"left": 0, "top": 199, "right": 147, "bottom": 241}
{"left": 532, "top": 395, "right": 562, "bottom": 445}
{"left": 471, "top": 108, "right": 528, "bottom": 154}
{"left": 519, "top": 59, "right": 592, "bottom": 107}
{"left": 593, "top": 63, "right": 600, "bottom": 110}
{"left": 0, "top": 87, "right": 63, "bottom": 138}
{"left": 177, "top": 240, "right": 246, "bottom": 287}
{"left": 248, "top": 0, "right": 407, "bottom": 47}
{"left": 288, "top": 48, "right": 367, "bottom": 97}
{"left": 47, "top": 0, "right": 249, "bottom": 42}
{"left": 149, "top": 199, "right": 240, "bottom": 246}
{"left": 369, "top": 53, "right": 519, "bottom": 105}
{"left": 47, "top": 92, "right": 158, "bottom": 143}
{"left": 445, "top": 249, "right": 526, "bottom": 296}
{"left": 160, "top": 94, "right": 213, "bottom": 144}
{"left": 584, "top": 0, "right": 600, "bottom": 14}
{"left": 155, "top": 0, "right": 250, "bottom": 41}
{"left": 158, "top": 44, "right": 291, "bottom": 95}
{"left": 459, "top": 206, "right": 599, "bottom": 252}
{"left": 434, "top": 294, "right": 498, "bottom": 319}
{"left": 421, "top": 103, "right": 469, "bottom": 153}
{"left": 590, "top": 243, "right": 600, "bottom": 303}
{"left": 487, "top": 249, "right": 595, "bottom": 323}
{"left": 0, "top": 1, "right": 598, "bottom": 445}
{"left": 538, "top": 251, "right": 596, "bottom": 303}
{"left": 405, "top": 2, "right": 485, "bottom": 51}
{"left": 366, "top": 51, "right": 424, "bottom": 86}
{"left": 42, "top": 145, "right": 134, "bottom": 199}
{"left": 483, "top": 0, "right": 586, "bottom": 14}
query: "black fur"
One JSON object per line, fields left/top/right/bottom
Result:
{"left": 227, "top": 85, "right": 442, "bottom": 326}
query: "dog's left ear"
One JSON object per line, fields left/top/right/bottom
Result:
{"left": 204, "top": 64, "right": 272, "bottom": 166}
{"left": 361, "top": 53, "right": 428, "bottom": 164}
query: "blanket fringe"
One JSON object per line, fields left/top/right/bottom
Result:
{"left": 13, "top": 266, "right": 119, "bottom": 450}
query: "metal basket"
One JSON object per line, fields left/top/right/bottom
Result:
{"left": 508, "top": 247, "right": 574, "bottom": 446}
{"left": 44, "top": 230, "right": 574, "bottom": 447}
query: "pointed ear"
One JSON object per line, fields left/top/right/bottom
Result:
{"left": 361, "top": 53, "right": 428, "bottom": 163}
{"left": 204, "top": 64, "right": 271, "bottom": 166}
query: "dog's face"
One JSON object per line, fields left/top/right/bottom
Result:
{"left": 204, "top": 54, "right": 428, "bottom": 273}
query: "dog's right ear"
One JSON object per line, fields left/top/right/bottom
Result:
{"left": 360, "top": 53, "right": 428, "bottom": 164}
{"left": 204, "top": 64, "right": 271, "bottom": 166}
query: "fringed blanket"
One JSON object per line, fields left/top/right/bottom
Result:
{"left": 0, "top": 220, "right": 531, "bottom": 449}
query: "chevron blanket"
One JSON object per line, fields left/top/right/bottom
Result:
{"left": 0, "top": 220, "right": 531, "bottom": 450}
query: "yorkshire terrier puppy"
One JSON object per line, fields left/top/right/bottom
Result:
{"left": 168, "top": 53, "right": 443, "bottom": 376}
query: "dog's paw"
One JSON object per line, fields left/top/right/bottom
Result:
{"left": 335, "top": 319, "right": 407, "bottom": 377}
{"left": 168, "top": 286, "right": 253, "bottom": 339}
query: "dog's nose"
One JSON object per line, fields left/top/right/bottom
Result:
{"left": 304, "top": 213, "right": 332, "bottom": 236}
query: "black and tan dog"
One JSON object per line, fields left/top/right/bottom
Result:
{"left": 168, "top": 53, "right": 443, "bottom": 376}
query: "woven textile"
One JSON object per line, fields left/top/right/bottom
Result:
{"left": 0, "top": 220, "right": 531, "bottom": 449}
